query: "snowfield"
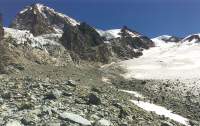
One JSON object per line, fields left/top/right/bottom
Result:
{"left": 4, "top": 27, "right": 61, "bottom": 49}
{"left": 120, "top": 36, "right": 200, "bottom": 80}
{"left": 120, "top": 90, "right": 190, "bottom": 125}
{"left": 130, "top": 100, "right": 190, "bottom": 126}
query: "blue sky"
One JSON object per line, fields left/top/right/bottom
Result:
{"left": 0, "top": 0, "right": 200, "bottom": 37}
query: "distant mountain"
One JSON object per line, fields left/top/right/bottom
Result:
{"left": 152, "top": 34, "right": 200, "bottom": 46}
{"left": 182, "top": 34, "right": 200, "bottom": 43}
{"left": 97, "top": 27, "right": 141, "bottom": 40}
{"left": 152, "top": 35, "right": 181, "bottom": 46}
{"left": 10, "top": 3, "right": 79, "bottom": 36}
{"left": 97, "top": 27, "right": 154, "bottom": 48}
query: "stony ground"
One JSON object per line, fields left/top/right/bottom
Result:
{"left": 0, "top": 63, "right": 185, "bottom": 126}
{"left": 107, "top": 64, "right": 200, "bottom": 126}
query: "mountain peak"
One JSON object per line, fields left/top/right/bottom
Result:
{"left": 182, "top": 34, "right": 200, "bottom": 43}
{"left": 32, "top": 3, "right": 45, "bottom": 13}
{"left": 11, "top": 3, "right": 79, "bottom": 36}
{"left": 19, "top": 3, "right": 44, "bottom": 14}
{"left": 97, "top": 27, "right": 141, "bottom": 40}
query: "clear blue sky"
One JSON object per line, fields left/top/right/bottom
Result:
{"left": 0, "top": 0, "right": 200, "bottom": 37}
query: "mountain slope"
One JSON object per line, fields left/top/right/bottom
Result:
{"left": 182, "top": 34, "right": 200, "bottom": 43}
{"left": 61, "top": 22, "right": 111, "bottom": 63}
{"left": 99, "top": 27, "right": 155, "bottom": 60}
{"left": 10, "top": 3, "right": 79, "bottom": 36}
{"left": 97, "top": 27, "right": 154, "bottom": 49}
{"left": 61, "top": 25, "right": 155, "bottom": 63}
{"left": 152, "top": 35, "right": 181, "bottom": 47}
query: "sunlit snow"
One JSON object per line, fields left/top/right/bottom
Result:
{"left": 4, "top": 27, "right": 61, "bottom": 49}
{"left": 119, "top": 90, "right": 144, "bottom": 98}
{"left": 130, "top": 100, "right": 190, "bottom": 126}
{"left": 119, "top": 89, "right": 190, "bottom": 125}
{"left": 120, "top": 35, "right": 200, "bottom": 80}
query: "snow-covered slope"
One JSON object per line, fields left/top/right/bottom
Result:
{"left": 182, "top": 34, "right": 200, "bottom": 43}
{"left": 4, "top": 27, "right": 61, "bottom": 49}
{"left": 120, "top": 36, "right": 200, "bottom": 80}
{"left": 152, "top": 35, "right": 180, "bottom": 47}
{"left": 97, "top": 28, "right": 141, "bottom": 40}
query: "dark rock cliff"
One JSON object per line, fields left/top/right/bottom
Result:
{"left": 10, "top": 4, "right": 79, "bottom": 36}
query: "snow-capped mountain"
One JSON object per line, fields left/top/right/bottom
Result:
{"left": 152, "top": 35, "right": 181, "bottom": 47}
{"left": 97, "top": 27, "right": 141, "bottom": 40}
{"left": 97, "top": 27, "right": 154, "bottom": 49}
{"left": 10, "top": 3, "right": 79, "bottom": 36}
{"left": 181, "top": 34, "right": 200, "bottom": 43}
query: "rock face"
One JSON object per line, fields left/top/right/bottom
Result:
{"left": 0, "top": 40, "right": 19, "bottom": 74}
{"left": 61, "top": 22, "right": 103, "bottom": 53}
{"left": 61, "top": 25, "right": 154, "bottom": 63}
{"left": 10, "top": 3, "right": 79, "bottom": 36}
{"left": 0, "top": 27, "right": 72, "bottom": 74}
{"left": 101, "top": 27, "right": 154, "bottom": 60}
{"left": 0, "top": 13, "right": 4, "bottom": 40}
{"left": 61, "top": 22, "right": 112, "bottom": 63}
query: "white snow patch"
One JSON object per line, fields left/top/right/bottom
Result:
{"left": 35, "top": 3, "right": 44, "bottom": 13}
{"left": 106, "top": 29, "right": 121, "bottom": 38}
{"left": 97, "top": 28, "right": 141, "bottom": 40}
{"left": 96, "top": 119, "right": 112, "bottom": 126}
{"left": 151, "top": 35, "right": 175, "bottom": 47}
{"left": 100, "top": 62, "right": 116, "bottom": 68}
{"left": 102, "top": 77, "right": 111, "bottom": 84}
{"left": 19, "top": 8, "right": 29, "bottom": 14}
{"left": 125, "top": 30, "right": 140, "bottom": 38}
{"left": 4, "top": 27, "right": 61, "bottom": 49}
{"left": 119, "top": 90, "right": 144, "bottom": 98}
{"left": 96, "top": 29, "right": 121, "bottom": 40}
{"left": 130, "top": 100, "right": 190, "bottom": 126}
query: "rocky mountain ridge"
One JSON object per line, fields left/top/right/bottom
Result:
{"left": 6, "top": 3, "right": 155, "bottom": 67}
{"left": 11, "top": 3, "right": 79, "bottom": 36}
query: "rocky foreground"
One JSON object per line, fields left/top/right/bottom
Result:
{"left": 0, "top": 63, "right": 185, "bottom": 126}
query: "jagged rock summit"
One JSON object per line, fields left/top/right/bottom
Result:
{"left": 10, "top": 3, "right": 79, "bottom": 36}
